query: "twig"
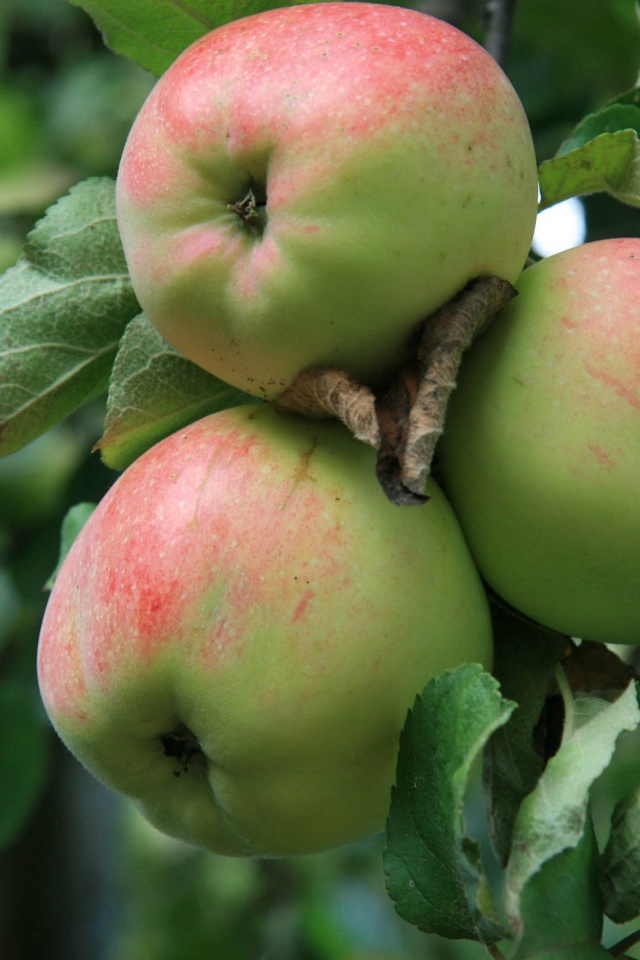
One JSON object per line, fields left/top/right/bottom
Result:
{"left": 483, "top": 0, "right": 518, "bottom": 67}
{"left": 610, "top": 927, "right": 640, "bottom": 958}
{"left": 275, "top": 277, "right": 516, "bottom": 506}
{"left": 374, "top": 277, "right": 516, "bottom": 504}
{"left": 486, "top": 943, "right": 508, "bottom": 960}
{"left": 274, "top": 368, "right": 380, "bottom": 448}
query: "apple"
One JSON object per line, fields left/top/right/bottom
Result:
{"left": 437, "top": 238, "right": 640, "bottom": 645}
{"left": 115, "top": 2, "right": 538, "bottom": 401}
{"left": 37, "top": 403, "right": 492, "bottom": 857}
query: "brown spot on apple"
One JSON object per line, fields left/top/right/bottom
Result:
{"left": 587, "top": 444, "right": 616, "bottom": 467}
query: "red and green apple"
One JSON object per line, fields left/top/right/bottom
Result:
{"left": 37, "top": 404, "right": 493, "bottom": 857}
{"left": 116, "top": 2, "right": 538, "bottom": 400}
{"left": 438, "top": 238, "right": 640, "bottom": 645}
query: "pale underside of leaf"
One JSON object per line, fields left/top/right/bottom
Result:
{"left": 504, "top": 681, "right": 640, "bottom": 926}
{"left": 539, "top": 129, "right": 640, "bottom": 209}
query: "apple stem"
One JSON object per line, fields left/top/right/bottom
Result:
{"left": 274, "top": 368, "right": 381, "bottom": 448}
{"left": 275, "top": 276, "right": 516, "bottom": 506}
{"left": 485, "top": 944, "right": 508, "bottom": 960}
{"left": 375, "top": 276, "right": 517, "bottom": 504}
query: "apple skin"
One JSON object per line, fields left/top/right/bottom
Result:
{"left": 37, "top": 404, "right": 492, "bottom": 857}
{"left": 437, "top": 238, "right": 640, "bottom": 645}
{"left": 115, "top": 2, "right": 538, "bottom": 400}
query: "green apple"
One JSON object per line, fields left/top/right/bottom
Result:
{"left": 115, "top": 2, "right": 538, "bottom": 400}
{"left": 437, "top": 238, "right": 640, "bottom": 645}
{"left": 37, "top": 404, "right": 492, "bottom": 857}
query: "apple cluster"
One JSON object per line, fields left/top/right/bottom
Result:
{"left": 36, "top": 2, "right": 639, "bottom": 860}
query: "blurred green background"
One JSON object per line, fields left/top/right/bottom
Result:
{"left": 0, "top": 1, "right": 639, "bottom": 958}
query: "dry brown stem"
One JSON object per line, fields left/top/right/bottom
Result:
{"left": 375, "top": 277, "right": 517, "bottom": 503}
{"left": 275, "top": 276, "right": 517, "bottom": 506}
{"left": 275, "top": 368, "right": 380, "bottom": 447}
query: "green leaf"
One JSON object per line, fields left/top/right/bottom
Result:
{"left": 70, "top": 0, "right": 313, "bottom": 77}
{"left": 45, "top": 502, "right": 97, "bottom": 590}
{"left": 509, "top": 816, "right": 608, "bottom": 960}
{"left": 97, "top": 313, "right": 254, "bottom": 470}
{"left": 0, "top": 681, "right": 49, "bottom": 851}
{"left": 510, "top": 948, "right": 612, "bottom": 960}
{"left": 600, "top": 784, "right": 640, "bottom": 923}
{"left": 384, "top": 663, "right": 516, "bottom": 945}
{"left": 483, "top": 602, "right": 567, "bottom": 866}
{"left": 0, "top": 177, "right": 139, "bottom": 457}
{"left": 607, "top": 80, "right": 640, "bottom": 109}
{"left": 539, "top": 105, "right": 640, "bottom": 209}
{"left": 556, "top": 103, "right": 640, "bottom": 155}
{"left": 504, "top": 681, "right": 640, "bottom": 930}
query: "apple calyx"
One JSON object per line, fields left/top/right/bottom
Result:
{"left": 228, "top": 181, "right": 268, "bottom": 235}
{"left": 161, "top": 726, "right": 203, "bottom": 777}
{"left": 275, "top": 276, "right": 516, "bottom": 505}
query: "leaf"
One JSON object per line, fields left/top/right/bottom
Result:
{"left": 482, "top": 602, "right": 568, "bottom": 866}
{"left": 609, "top": 80, "right": 640, "bottom": 109}
{"left": 384, "top": 663, "right": 516, "bottom": 945}
{"left": 510, "top": 818, "right": 611, "bottom": 960}
{"left": 0, "top": 681, "right": 49, "bottom": 851}
{"left": 511, "top": 948, "right": 612, "bottom": 960}
{"left": 45, "top": 502, "right": 97, "bottom": 590}
{"left": 600, "top": 785, "right": 640, "bottom": 923}
{"left": 97, "top": 313, "right": 254, "bottom": 470}
{"left": 0, "top": 177, "right": 139, "bottom": 457}
{"left": 556, "top": 103, "right": 640, "bottom": 155}
{"left": 538, "top": 104, "right": 640, "bottom": 210}
{"left": 70, "top": 0, "right": 312, "bottom": 77}
{"left": 504, "top": 681, "right": 640, "bottom": 930}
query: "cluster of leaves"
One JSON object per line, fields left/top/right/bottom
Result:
{"left": 1, "top": 2, "right": 640, "bottom": 959}
{"left": 385, "top": 603, "right": 640, "bottom": 959}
